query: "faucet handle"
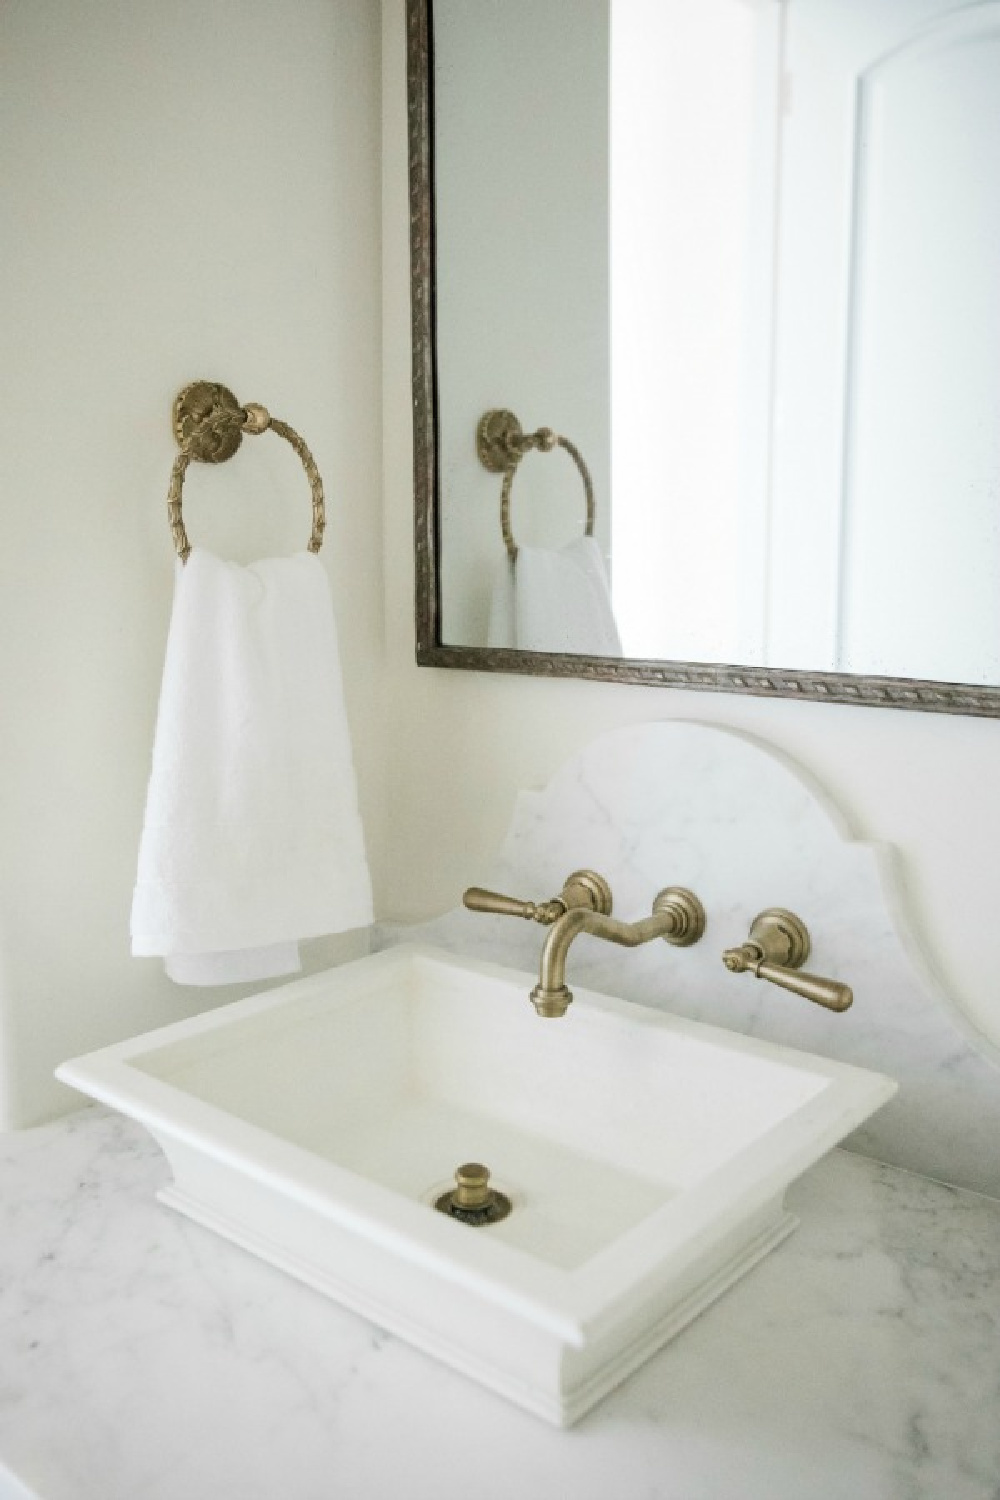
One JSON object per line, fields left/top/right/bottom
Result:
{"left": 463, "top": 868, "right": 614, "bottom": 926}
{"left": 722, "top": 908, "right": 853, "bottom": 1013}
{"left": 754, "top": 961, "right": 852, "bottom": 1013}
{"left": 463, "top": 888, "right": 564, "bottom": 924}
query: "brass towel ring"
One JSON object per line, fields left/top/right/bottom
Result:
{"left": 476, "top": 408, "right": 595, "bottom": 562}
{"left": 167, "top": 380, "right": 326, "bottom": 563}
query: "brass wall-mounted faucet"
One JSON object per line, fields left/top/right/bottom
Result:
{"left": 463, "top": 870, "right": 706, "bottom": 1018}
{"left": 722, "top": 909, "right": 853, "bottom": 1012}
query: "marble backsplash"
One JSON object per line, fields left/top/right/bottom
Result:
{"left": 378, "top": 720, "right": 1000, "bottom": 1199}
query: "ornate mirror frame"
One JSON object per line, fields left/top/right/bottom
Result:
{"left": 406, "top": 0, "right": 1000, "bottom": 718}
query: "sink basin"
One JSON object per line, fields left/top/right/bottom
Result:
{"left": 57, "top": 945, "right": 895, "bottom": 1425}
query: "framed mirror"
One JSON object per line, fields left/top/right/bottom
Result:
{"left": 408, "top": 0, "right": 1000, "bottom": 716}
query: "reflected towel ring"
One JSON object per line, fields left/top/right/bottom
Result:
{"left": 476, "top": 408, "right": 595, "bottom": 562}
{"left": 166, "top": 380, "right": 326, "bottom": 563}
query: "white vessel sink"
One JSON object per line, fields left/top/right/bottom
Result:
{"left": 57, "top": 945, "right": 895, "bottom": 1425}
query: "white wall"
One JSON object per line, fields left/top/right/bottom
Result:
{"left": 5, "top": 0, "right": 1000, "bottom": 1135}
{"left": 0, "top": 0, "right": 385, "bottom": 1127}
{"left": 382, "top": 0, "right": 1000, "bottom": 1047}
{"left": 611, "top": 0, "right": 777, "bottom": 662}
{"left": 433, "top": 0, "right": 611, "bottom": 648}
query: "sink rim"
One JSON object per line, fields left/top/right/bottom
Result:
{"left": 56, "top": 943, "right": 896, "bottom": 1343}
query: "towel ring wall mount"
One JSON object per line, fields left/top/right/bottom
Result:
{"left": 477, "top": 408, "right": 595, "bottom": 562}
{"left": 167, "top": 380, "right": 326, "bottom": 563}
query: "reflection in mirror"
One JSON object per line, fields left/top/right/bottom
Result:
{"left": 476, "top": 407, "right": 622, "bottom": 656}
{"left": 410, "top": 0, "right": 1000, "bottom": 714}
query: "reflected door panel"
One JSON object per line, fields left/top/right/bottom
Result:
{"left": 770, "top": 0, "right": 1000, "bottom": 683}
{"left": 841, "top": 6, "right": 1000, "bottom": 682}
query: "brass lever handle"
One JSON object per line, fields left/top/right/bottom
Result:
{"left": 463, "top": 868, "right": 614, "bottom": 926}
{"left": 463, "top": 888, "right": 564, "bottom": 924}
{"left": 722, "top": 909, "right": 854, "bottom": 1013}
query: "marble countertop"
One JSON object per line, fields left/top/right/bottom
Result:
{"left": 1, "top": 1107, "right": 998, "bottom": 1500}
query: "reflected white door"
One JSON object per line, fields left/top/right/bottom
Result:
{"left": 770, "top": 0, "right": 1000, "bottom": 683}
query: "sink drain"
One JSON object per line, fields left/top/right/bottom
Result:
{"left": 434, "top": 1162, "right": 512, "bottom": 1226}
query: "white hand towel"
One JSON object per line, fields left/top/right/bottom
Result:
{"left": 131, "top": 548, "right": 373, "bottom": 984}
{"left": 487, "top": 536, "right": 623, "bottom": 656}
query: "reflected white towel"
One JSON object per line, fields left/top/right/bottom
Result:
{"left": 131, "top": 549, "right": 373, "bottom": 985}
{"left": 487, "top": 536, "right": 622, "bottom": 656}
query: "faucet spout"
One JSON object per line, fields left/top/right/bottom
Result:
{"left": 530, "top": 887, "right": 706, "bottom": 1018}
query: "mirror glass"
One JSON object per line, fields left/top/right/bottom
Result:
{"left": 410, "top": 0, "right": 1000, "bottom": 713}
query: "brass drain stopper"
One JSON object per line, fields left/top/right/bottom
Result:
{"left": 435, "top": 1162, "right": 512, "bottom": 1226}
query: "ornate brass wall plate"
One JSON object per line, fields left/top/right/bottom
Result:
{"left": 172, "top": 381, "right": 245, "bottom": 464}
{"left": 476, "top": 409, "right": 523, "bottom": 473}
{"left": 748, "top": 909, "right": 812, "bottom": 970}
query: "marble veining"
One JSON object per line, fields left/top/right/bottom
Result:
{"left": 1, "top": 1107, "right": 998, "bottom": 1500}
{"left": 379, "top": 720, "right": 1000, "bottom": 1198}
{"left": 6, "top": 719, "right": 1000, "bottom": 1494}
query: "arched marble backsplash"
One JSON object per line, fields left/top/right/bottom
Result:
{"left": 378, "top": 721, "right": 1000, "bottom": 1199}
